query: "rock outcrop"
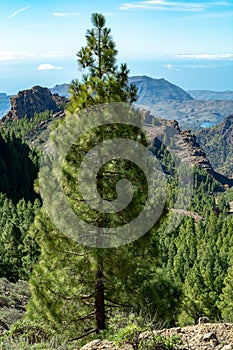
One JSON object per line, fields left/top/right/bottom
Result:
{"left": 2, "top": 86, "right": 68, "bottom": 121}
{"left": 143, "top": 111, "right": 233, "bottom": 187}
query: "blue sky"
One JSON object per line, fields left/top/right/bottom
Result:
{"left": 0, "top": 0, "right": 232, "bottom": 94}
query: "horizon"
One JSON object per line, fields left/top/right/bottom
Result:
{"left": 0, "top": 0, "right": 233, "bottom": 94}
{"left": 2, "top": 73, "right": 233, "bottom": 97}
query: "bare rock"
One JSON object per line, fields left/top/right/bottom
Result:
{"left": 203, "top": 331, "right": 217, "bottom": 341}
{"left": 80, "top": 339, "right": 117, "bottom": 350}
{"left": 221, "top": 345, "right": 233, "bottom": 350}
{"left": 2, "top": 86, "right": 68, "bottom": 122}
{"left": 199, "top": 317, "right": 209, "bottom": 324}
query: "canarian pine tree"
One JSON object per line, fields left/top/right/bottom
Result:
{"left": 26, "top": 13, "right": 171, "bottom": 340}
{"left": 67, "top": 13, "right": 138, "bottom": 113}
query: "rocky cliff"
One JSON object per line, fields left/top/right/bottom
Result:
{"left": 2, "top": 86, "right": 68, "bottom": 122}
{"left": 143, "top": 111, "right": 233, "bottom": 187}
{"left": 197, "top": 115, "right": 233, "bottom": 179}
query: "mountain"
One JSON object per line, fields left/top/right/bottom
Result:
{"left": 2, "top": 81, "right": 232, "bottom": 185}
{"left": 49, "top": 76, "right": 193, "bottom": 102}
{"left": 127, "top": 76, "right": 233, "bottom": 130}
{"left": 1, "top": 87, "right": 233, "bottom": 347}
{"left": 128, "top": 75, "right": 193, "bottom": 104}
{"left": 197, "top": 114, "right": 233, "bottom": 179}
{"left": 188, "top": 90, "right": 233, "bottom": 101}
{"left": 2, "top": 86, "right": 68, "bottom": 122}
{"left": 144, "top": 99, "right": 233, "bottom": 130}
{"left": 0, "top": 93, "right": 11, "bottom": 118}
{"left": 2, "top": 77, "right": 233, "bottom": 130}
{"left": 50, "top": 83, "right": 70, "bottom": 98}
{"left": 48, "top": 77, "right": 233, "bottom": 130}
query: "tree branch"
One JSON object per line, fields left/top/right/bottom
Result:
{"left": 105, "top": 298, "right": 132, "bottom": 308}
{"left": 69, "top": 328, "right": 97, "bottom": 341}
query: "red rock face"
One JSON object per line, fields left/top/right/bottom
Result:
{"left": 2, "top": 86, "right": 67, "bottom": 121}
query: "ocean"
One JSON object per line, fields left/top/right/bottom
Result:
{"left": 0, "top": 57, "right": 232, "bottom": 95}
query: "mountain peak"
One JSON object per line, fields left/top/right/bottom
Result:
{"left": 128, "top": 75, "right": 193, "bottom": 104}
{"left": 2, "top": 86, "right": 68, "bottom": 122}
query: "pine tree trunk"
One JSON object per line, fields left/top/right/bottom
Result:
{"left": 94, "top": 131, "right": 106, "bottom": 333}
{"left": 95, "top": 254, "right": 106, "bottom": 333}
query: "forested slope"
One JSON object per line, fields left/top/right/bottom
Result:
{"left": 0, "top": 12, "right": 233, "bottom": 350}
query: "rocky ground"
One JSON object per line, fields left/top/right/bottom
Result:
{"left": 80, "top": 322, "right": 233, "bottom": 350}
{"left": 0, "top": 278, "right": 30, "bottom": 336}
{"left": 1, "top": 278, "right": 233, "bottom": 349}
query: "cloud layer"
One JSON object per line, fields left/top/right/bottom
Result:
{"left": 174, "top": 53, "right": 233, "bottom": 60}
{"left": 119, "top": 0, "right": 232, "bottom": 13}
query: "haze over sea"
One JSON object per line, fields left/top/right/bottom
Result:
{"left": 1, "top": 56, "right": 233, "bottom": 95}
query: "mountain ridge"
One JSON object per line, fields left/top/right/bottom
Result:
{"left": 128, "top": 75, "right": 193, "bottom": 103}
{"left": 188, "top": 89, "right": 233, "bottom": 100}
{"left": 1, "top": 76, "right": 233, "bottom": 130}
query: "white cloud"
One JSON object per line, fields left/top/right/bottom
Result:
{"left": 119, "top": 0, "right": 232, "bottom": 12}
{"left": 163, "top": 63, "right": 180, "bottom": 71}
{"left": 53, "top": 12, "right": 80, "bottom": 18}
{"left": 37, "top": 63, "right": 62, "bottom": 71}
{"left": 7, "top": 6, "right": 30, "bottom": 20}
{"left": 174, "top": 53, "right": 233, "bottom": 60}
{"left": 119, "top": 1, "right": 206, "bottom": 12}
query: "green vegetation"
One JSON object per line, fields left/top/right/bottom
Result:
{"left": 67, "top": 13, "right": 137, "bottom": 113}
{"left": 0, "top": 132, "right": 38, "bottom": 203}
{"left": 1, "top": 110, "right": 54, "bottom": 140}
{"left": 0, "top": 12, "right": 233, "bottom": 350}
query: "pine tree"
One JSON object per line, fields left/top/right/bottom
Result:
{"left": 218, "top": 259, "right": 233, "bottom": 322}
{"left": 67, "top": 13, "right": 137, "bottom": 113}
{"left": 26, "top": 13, "right": 167, "bottom": 338}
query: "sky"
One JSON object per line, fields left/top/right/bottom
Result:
{"left": 0, "top": 0, "right": 232, "bottom": 94}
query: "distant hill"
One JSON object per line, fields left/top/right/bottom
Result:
{"left": 2, "top": 77, "right": 233, "bottom": 130}
{"left": 144, "top": 99, "right": 233, "bottom": 130}
{"left": 48, "top": 77, "right": 233, "bottom": 130}
{"left": 0, "top": 93, "right": 11, "bottom": 118}
{"left": 48, "top": 76, "right": 193, "bottom": 103}
{"left": 50, "top": 83, "right": 70, "bottom": 98}
{"left": 128, "top": 75, "right": 193, "bottom": 104}
{"left": 188, "top": 90, "right": 233, "bottom": 101}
